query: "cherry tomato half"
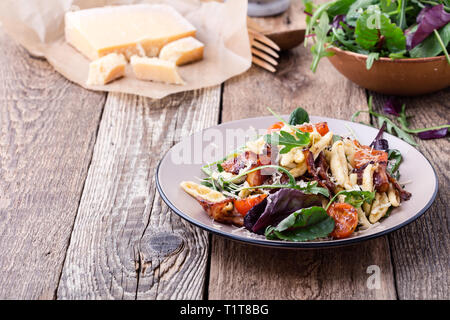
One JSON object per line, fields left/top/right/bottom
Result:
{"left": 267, "top": 122, "right": 284, "bottom": 133}
{"left": 234, "top": 194, "right": 267, "bottom": 216}
{"left": 314, "top": 122, "right": 329, "bottom": 136}
{"left": 327, "top": 203, "right": 358, "bottom": 239}
{"left": 354, "top": 147, "right": 388, "bottom": 169}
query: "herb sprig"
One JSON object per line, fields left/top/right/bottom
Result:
{"left": 351, "top": 96, "right": 450, "bottom": 145}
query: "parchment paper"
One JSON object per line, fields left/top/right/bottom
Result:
{"left": 0, "top": 0, "right": 252, "bottom": 99}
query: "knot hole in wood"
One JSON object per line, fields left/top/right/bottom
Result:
{"left": 141, "top": 231, "right": 184, "bottom": 259}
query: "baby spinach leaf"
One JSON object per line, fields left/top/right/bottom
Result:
{"left": 288, "top": 107, "right": 310, "bottom": 125}
{"left": 328, "top": 0, "right": 357, "bottom": 17}
{"left": 265, "top": 207, "right": 335, "bottom": 242}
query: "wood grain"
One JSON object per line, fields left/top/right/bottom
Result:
{"left": 209, "top": 43, "right": 397, "bottom": 299}
{"left": 371, "top": 90, "right": 450, "bottom": 300}
{"left": 57, "top": 88, "right": 220, "bottom": 299}
{"left": 0, "top": 30, "right": 106, "bottom": 299}
{"left": 250, "top": 0, "right": 307, "bottom": 33}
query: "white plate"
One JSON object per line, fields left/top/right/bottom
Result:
{"left": 156, "top": 115, "right": 438, "bottom": 248}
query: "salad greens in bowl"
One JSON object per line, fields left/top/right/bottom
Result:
{"left": 304, "top": 0, "right": 450, "bottom": 95}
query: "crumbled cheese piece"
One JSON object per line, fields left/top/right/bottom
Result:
{"left": 246, "top": 136, "right": 266, "bottom": 155}
{"left": 130, "top": 56, "right": 185, "bottom": 85}
{"left": 159, "top": 37, "right": 204, "bottom": 66}
{"left": 86, "top": 53, "right": 126, "bottom": 85}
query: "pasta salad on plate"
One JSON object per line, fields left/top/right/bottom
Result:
{"left": 179, "top": 108, "right": 411, "bottom": 242}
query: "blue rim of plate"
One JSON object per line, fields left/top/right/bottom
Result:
{"left": 155, "top": 122, "right": 439, "bottom": 249}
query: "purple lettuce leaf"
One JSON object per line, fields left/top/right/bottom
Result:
{"left": 244, "top": 189, "right": 322, "bottom": 234}
{"left": 417, "top": 127, "right": 448, "bottom": 140}
{"left": 407, "top": 5, "right": 450, "bottom": 50}
{"left": 331, "top": 15, "right": 346, "bottom": 30}
{"left": 383, "top": 97, "right": 402, "bottom": 116}
{"left": 370, "top": 123, "right": 389, "bottom": 151}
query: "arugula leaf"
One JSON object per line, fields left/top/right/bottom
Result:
{"left": 305, "top": 0, "right": 335, "bottom": 47}
{"left": 351, "top": 96, "right": 417, "bottom": 146}
{"left": 397, "top": 103, "right": 450, "bottom": 135}
{"left": 389, "top": 50, "right": 407, "bottom": 59}
{"left": 301, "top": 181, "right": 330, "bottom": 197}
{"left": 264, "top": 130, "right": 310, "bottom": 154}
{"left": 377, "top": 115, "right": 417, "bottom": 145}
{"left": 288, "top": 107, "right": 310, "bottom": 125}
{"left": 387, "top": 149, "right": 402, "bottom": 179}
{"left": 366, "top": 52, "right": 380, "bottom": 69}
{"left": 326, "top": 190, "right": 376, "bottom": 210}
{"left": 396, "top": 0, "right": 408, "bottom": 30}
{"left": 265, "top": 207, "right": 335, "bottom": 242}
{"left": 410, "top": 23, "right": 450, "bottom": 58}
{"left": 310, "top": 12, "right": 334, "bottom": 72}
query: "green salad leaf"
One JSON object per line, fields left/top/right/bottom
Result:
{"left": 326, "top": 190, "right": 376, "bottom": 210}
{"left": 304, "top": 0, "right": 450, "bottom": 72}
{"left": 366, "top": 52, "right": 380, "bottom": 69}
{"left": 355, "top": 5, "right": 406, "bottom": 53}
{"left": 264, "top": 130, "right": 310, "bottom": 154}
{"left": 288, "top": 107, "right": 310, "bottom": 125}
{"left": 410, "top": 23, "right": 450, "bottom": 58}
{"left": 328, "top": 0, "right": 358, "bottom": 17}
{"left": 387, "top": 149, "right": 402, "bottom": 179}
{"left": 265, "top": 207, "right": 335, "bottom": 242}
{"left": 301, "top": 181, "right": 331, "bottom": 197}
{"left": 346, "top": 0, "right": 378, "bottom": 26}
{"left": 310, "top": 12, "right": 334, "bottom": 72}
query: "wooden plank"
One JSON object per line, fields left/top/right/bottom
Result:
{"left": 0, "top": 30, "right": 106, "bottom": 299}
{"left": 209, "top": 47, "right": 397, "bottom": 299}
{"left": 57, "top": 88, "right": 221, "bottom": 299}
{"left": 371, "top": 90, "right": 450, "bottom": 300}
{"left": 249, "top": 0, "right": 307, "bottom": 33}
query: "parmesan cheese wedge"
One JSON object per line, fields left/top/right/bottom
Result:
{"left": 180, "top": 181, "right": 226, "bottom": 203}
{"left": 159, "top": 37, "right": 204, "bottom": 66}
{"left": 130, "top": 56, "right": 185, "bottom": 85}
{"left": 65, "top": 4, "right": 196, "bottom": 60}
{"left": 86, "top": 53, "right": 126, "bottom": 86}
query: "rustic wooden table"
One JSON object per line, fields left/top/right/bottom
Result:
{"left": 0, "top": 3, "right": 448, "bottom": 300}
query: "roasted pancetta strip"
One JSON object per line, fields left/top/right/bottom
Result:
{"left": 387, "top": 174, "right": 412, "bottom": 201}
{"left": 196, "top": 198, "right": 243, "bottom": 226}
{"left": 316, "top": 151, "right": 336, "bottom": 192}
{"left": 222, "top": 148, "right": 275, "bottom": 187}
{"left": 304, "top": 150, "right": 335, "bottom": 195}
{"left": 374, "top": 161, "right": 389, "bottom": 193}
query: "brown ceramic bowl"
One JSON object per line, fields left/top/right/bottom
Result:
{"left": 327, "top": 46, "right": 450, "bottom": 96}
